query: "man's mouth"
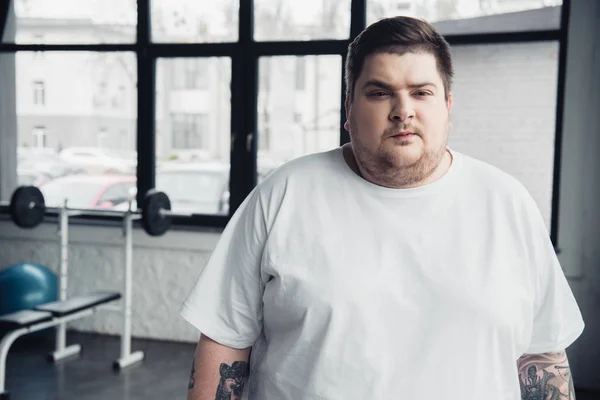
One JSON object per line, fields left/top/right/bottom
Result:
{"left": 392, "top": 131, "right": 415, "bottom": 137}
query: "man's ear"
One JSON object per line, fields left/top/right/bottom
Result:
{"left": 446, "top": 92, "right": 453, "bottom": 115}
{"left": 344, "top": 95, "right": 351, "bottom": 131}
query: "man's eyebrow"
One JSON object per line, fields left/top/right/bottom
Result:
{"left": 362, "top": 79, "right": 395, "bottom": 91}
{"left": 407, "top": 82, "right": 438, "bottom": 89}
{"left": 362, "top": 79, "right": 438, "bottom": 90}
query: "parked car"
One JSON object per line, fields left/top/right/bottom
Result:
{"left": 39, "top": 175, "right": 136, "bottom": 209}
{"left": 111, "top": 161, "right": 278, "bottom": 215}
{"left": 18, "top": 147, "right": 87, "bottom": 179}
{"left": 155, "top": 162, "right": 230, "bottom": 215}
{"left": 17, "top": 168, "right": 51, "bottom": 187}
{"left": 59, "top": 147, "right": 136, "bottom": 175}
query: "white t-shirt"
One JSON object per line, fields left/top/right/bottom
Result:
{"left": 180, "top": 146, "right": 584, "bottom": 400}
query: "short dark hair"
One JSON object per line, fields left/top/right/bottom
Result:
{"left": 345, "top": 16, "right": 454, "bottom": 102}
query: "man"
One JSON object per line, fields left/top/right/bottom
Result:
{"left": 181, "top": 16, "right": 585, "bottom": 400}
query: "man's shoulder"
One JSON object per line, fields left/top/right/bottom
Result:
{"left": 248, "top": 149, "right": 343, "bottom": 223}
{"left": 457, "top": 151, "right": 529, "bottom": 196}
{"left": 454, "top": 150, "right": 540, "bottom": 215}
{"left": 258, "top": 148, "right": 341, "bottom": 190}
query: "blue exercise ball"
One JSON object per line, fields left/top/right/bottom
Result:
{"left": 0, "top": 263, "right": 58, "bottom": 316}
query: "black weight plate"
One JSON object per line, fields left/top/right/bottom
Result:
{"left": 10, "top": 185, "right": 46, "bottom": 228}
{"left": 142, "top": 189, "right": 171, "bottom": 236}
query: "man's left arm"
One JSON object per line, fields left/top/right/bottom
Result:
{"left": 517, "top": 350, "right": 576, "bottom": 400}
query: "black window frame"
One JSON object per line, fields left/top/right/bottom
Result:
{"left": 0, "top": 0, "right": 570, "bottom": 249}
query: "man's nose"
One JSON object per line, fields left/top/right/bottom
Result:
{"left": 389, "top": 96, "right": 414, "bottom": 122}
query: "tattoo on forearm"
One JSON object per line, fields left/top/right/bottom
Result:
{"left": 188, "top": 359, "right": 196, "bottom": 389}
{"left": 518, "top": 352, "right": 576, "bottom": 400}
{"left": 215, "top": 361, "right": 249, "bottom": 400}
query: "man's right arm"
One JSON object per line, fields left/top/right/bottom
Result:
{"left": 187, "top": 334, "right": 251, "bottom": 400}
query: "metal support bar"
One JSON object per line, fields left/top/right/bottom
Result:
{"left": 61, "top": 205, "right": 187, "bottom": 218}
{"left": 158, "top": 209, "right": 192, "bottom": 217}
{"left": 48, "top": 344, "right": 82, "bottom": 363}
{"left": 122, "top": 214, "right": 133, "bottom": 358}
{"left": 65, "top": 209, "right": 125, "bottom": 218}
{"left": 114, "top": 212, "right": 144, "bottom": 370}
{"left": 0, "top": 201, "right": 191, "bottom": 219}
{"left": 54, "top": 203, "right": 69, "bottom": 359}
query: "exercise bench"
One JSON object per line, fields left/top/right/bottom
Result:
{"left": 0, "top": 292, "right": 120, "bottom": 399}
{"left": 0, "top": 190, "right": 151, "bottom": 399}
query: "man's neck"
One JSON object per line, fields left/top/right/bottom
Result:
{"left": 342, "top": 143, "right": 453, "bottom": 188}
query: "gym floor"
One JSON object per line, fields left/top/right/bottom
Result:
{"left": 5, "top": 330, "right": 193, "bottom": 400}
{"left": 4, "top": 330, "right": 599, "bottom": 400}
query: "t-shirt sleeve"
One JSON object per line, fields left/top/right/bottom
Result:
{"left": 179, "top": 187, "right": 269, "bottom": 349}
{"left": 523, "top": 193, "right": 585, "bottom": 355}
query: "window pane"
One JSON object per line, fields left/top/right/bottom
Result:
{"left": 151, "top": 0, "right": 239, "bottom": 43}
{"left": 12, "top": 51, "right": 138, "bottom": 210}
{"left": 448, "top": 41, "right": 559, "bottom": 228}
{"left": 258, "top": 56, "right": 341, "bottom": 180}
{"left": 4, "top": 0, "right": 137, "bottom": 44}
{"left": 367, "top": 0, "right": 562, "bottom": 34}
{"left": 254, "top": 0, "right": 351, "bottom": 41}
{"left": 156, "top": 58, "right": 232, "bottom": 216}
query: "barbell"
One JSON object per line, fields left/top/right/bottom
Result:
{"left": 2, "top": 185, "right": 187, "bottom": 236}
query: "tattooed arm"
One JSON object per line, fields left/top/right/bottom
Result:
{"left": 517, "top": 350, "right": 576, "bottom": 400}
{"left": 187, "top": 334, "right": 251, "bottom": 400}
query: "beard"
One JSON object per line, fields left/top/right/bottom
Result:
{"left": 349, "top": 122, "right": 449, "bottom": 188}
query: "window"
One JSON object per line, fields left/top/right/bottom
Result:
{"left": 151, "top": 0, "right": 239, "bottom": 43}
{"left": 156, "top": 56, "right": 232, "bottom": 215}
{"left": 172, "top": 58, "right": 209, "bottom": 90}
{"left": 257, "top": 56, "right": 342, "bottom": 172}
{"left": 0, "top": 0, "right": 570, "bottom": 242}
{"left": 112, "top": 85, "right": 126, "bottom": 108}
{"left": 11, "top": 52, "right": 138, "bottom": 198}
{"left": 170, "top": 113, "right": 208, "bottom": 149}
{"left": 32, "top": 126, "right": 46, "bottom": 148}
{"left": 33, "top": 80, "right": 45, "bottom": 105}
{"left": 3, "top": 0, "right": 137, "bottom": 44}
{"left": 98, "top": 127, "right": 108, "bottom": 147}
{"left": 156, "top": 57, "right": 231, "bottom": 167}
{"left": 254, "top": 0, "right": 352, "bottom": 41}
{"left": 367, "top": 0, "right": 563, "bottom": 34}
{"left": 295, "top": 57, "right": 306, "bottom": 91}
{"left": 258, "top": 113, "right": 271, "bottom": 151}
{"left": 95, "top": 81, "right": 108, "bottom": 108}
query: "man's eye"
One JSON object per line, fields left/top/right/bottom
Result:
{"left": 415, "top": 91, "right": 431, "bottom": 97}
{"left": 369, "top": 91, "right": 388, "bottom": 97}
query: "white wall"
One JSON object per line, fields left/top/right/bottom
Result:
{"left": 449, "top": 40, "right": 559, "bottom": 229}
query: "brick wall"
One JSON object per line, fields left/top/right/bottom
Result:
{"left": 449, "top": 41, "right": 559, "bottom": 230}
